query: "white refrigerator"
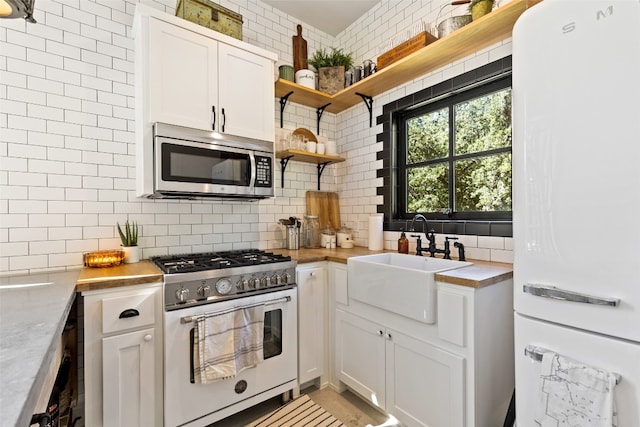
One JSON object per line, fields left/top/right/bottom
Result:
{"left": 512, "top": 0, "right": 640, "bottom": 425}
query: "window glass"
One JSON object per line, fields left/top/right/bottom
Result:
{"left": 454, "top": 88, "right": 512, "bottom": 155}
{"left": 397, "top": 77, "right": 512, "bottom": 220}
{"left": 407, "top": 108, "right": 449, "bottom": 163}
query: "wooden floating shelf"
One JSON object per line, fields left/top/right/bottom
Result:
{"left": 276, "top": 149, "right": 345, "bottom": 164}
{"left": 276, "top": 149, "right": 346, "bottom": 190}
{"left": 275, "top": 0, "right": 541, "bottom": 115}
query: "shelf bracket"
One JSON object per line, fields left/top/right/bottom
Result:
{"left": 317, "top": 162, "right": 330, "bottom": 191}
{"left": 316, "top": 103, "right": 331, "bottom": 135}
{"left": 279, "top": 155, "right": 293, "bottom": 188}
{"left": 279, "top": 91, "right": 294, "bottom": 128}
{"left": 356, "top": 92, "right": 374, "bottom": 127}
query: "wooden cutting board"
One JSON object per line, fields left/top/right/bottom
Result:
{"left": 305, "top": 191, "right": 340, "bottom": 230}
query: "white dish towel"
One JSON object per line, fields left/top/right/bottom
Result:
{"left": 535, "top": 351, "right": 618, "bottom": 427}
{"left": 193, "top": 303, "right": 265, "bottom": 384}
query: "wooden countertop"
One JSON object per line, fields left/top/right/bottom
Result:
{"left": 76, "top": 260, "right": 163, "bottom": 292}
{"left": 272, "top": 247, "right": 512, "bottom": 288}
{"left": 74, "top": 248, "right": 512, "bottom": 291}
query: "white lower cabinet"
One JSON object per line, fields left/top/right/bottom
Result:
{"left": 335, "top": 271, "right": 514, "bottom": 427}
{"left": 335, "top": 309, "right": 465, "bottom": 427}
{"left": 297, "top": 263, "right": 327, "bottom": 386}
{"left": 102, "top": 328, "right": 156, "bottom": 426}
{"left": 335, "top": 309, "right": 386, "bottom": 405}
{"left": 83, "top": 283, "right": 163, "bottom": 427}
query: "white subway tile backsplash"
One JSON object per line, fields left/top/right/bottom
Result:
{"left": 48, "top": 200, "right": 82, "bottom": 214}
{"left": 9, "top": 254, "right": 49, "bottom": 271}
{"left": 0, "top": 0, "right": 513, "bottom": 274}
{"left": 48, "top": 227, "right": 83, "bottom": 241}
{"left": 478, "top": 235, "right": 504, "bottom": 250}
{"left": 30, "top": 240, "right": 66, "bottom": 255}
{"left": 491, "top": 249, "right": 513, "bottom": 264}
{"left": 10, "top": 227, "right": 48, "bottom": 242}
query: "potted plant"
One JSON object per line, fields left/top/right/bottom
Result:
{"left": 469, "top": 0, "right": 494, "bottom": 21}
{"left": 308, "top": 47, "right": 353, "bottom": 95}
{"left": 117, "top": 220, "right": 140, "bottom": 263}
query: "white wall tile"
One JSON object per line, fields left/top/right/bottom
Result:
{"left": 0, "top": 0, "right": 513, "bottom": 273}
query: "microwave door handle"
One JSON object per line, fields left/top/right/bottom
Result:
{"left": 249, "top": 153, "right": 257, "bottom": 189}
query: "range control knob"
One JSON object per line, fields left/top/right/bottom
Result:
{"left": 236, "top": 279, "right": 247, "bottom": 291}
{"left": 271, "top": 274, "right": 280, "bottom": 286}
{"left": 175, "top": 286, "right": 189, "bottom": 303}
{"left": 197, "top": 283, "right": 211, "bottom": 299}
{"left": 248, "top": 277, "right": 259, "bottom": 289}
{"left": 260, "top": 275, "right": 271, "bottom": 287}
{"left": 282, "top": 272, "right": 291, "bottom": 284}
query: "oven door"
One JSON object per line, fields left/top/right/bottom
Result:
{"left": 164, "top": 288, "right": 298, "bottom": 427}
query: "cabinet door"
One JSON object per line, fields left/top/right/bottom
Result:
{"left": 102, "top": 328, "right": 156, "bottom": 427}
{"left": 148, "top": 18, "right": 218, "bottom": 131}
{"left": 297, "top": 265, "right": 326, "bottom": 384}
{"left": 218, "top": 43, "right": 274, "bottom": 141}
{"left": 386, "top": 330, "right": 465, "bottom": 427}
{"left": 335, "top": 309, "right": 386, "bottom": 410}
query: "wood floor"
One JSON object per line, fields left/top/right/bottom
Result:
{"left": 209, "top": 386, "right": 397, "bottom": 427}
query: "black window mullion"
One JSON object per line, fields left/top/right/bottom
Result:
{"left": 448, "top": 104, "right": 455, "bottom": 214}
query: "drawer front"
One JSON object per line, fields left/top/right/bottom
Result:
{"left": 102, "top": 291, "right": 156, "bottom": 334}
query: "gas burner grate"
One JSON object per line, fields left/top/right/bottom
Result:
{"left": 151, "top": 250, "right": 291, "bottom": 274}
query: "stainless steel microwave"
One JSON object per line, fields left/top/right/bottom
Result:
{"left": 138, "top": 123, "right": 274, "bottom": 199}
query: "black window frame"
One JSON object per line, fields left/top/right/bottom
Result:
{"left": 376, "top": 57, "right": 513, "bottom": 237}
{"left": 397, "top": 75, "right": 512, "bottom": 221}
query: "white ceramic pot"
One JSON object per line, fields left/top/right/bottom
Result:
{"left": 295, "top": 69, "right": 315, "bottom": 89}
{"left": 122, "top": 246, "right": 140, "bottom": 264}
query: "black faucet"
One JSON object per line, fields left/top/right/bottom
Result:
{"left": 454, "top": 241, "right": 466, "bottom": 261}
{"left": 410, "top": 232, "right": 466, "bottom": 261}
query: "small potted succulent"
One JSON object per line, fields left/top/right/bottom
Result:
{"left": 117, "top": 220, "right": 140, "bottom": 263}
{"left": 308, "top": 47, "right": 354, "bottom": 95}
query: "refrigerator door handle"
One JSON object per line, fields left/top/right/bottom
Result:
{"left": 523, "top": 284, "right": 620, "bottom": 307}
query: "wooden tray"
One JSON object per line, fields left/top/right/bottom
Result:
{"left": 377, "top": 31, "right": 439, "bottom": 70}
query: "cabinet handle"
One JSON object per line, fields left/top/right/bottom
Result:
{"left": 144, "top": 334, "right": 153, "bottom": 342}
{"left": 119, "top": 308, "right": 140, "bottom": 319}
{"left": 221, "top": 108, "right": 226, "bottom": 132}
{"left": 378, "top": 330, "right": 383, "bottom": 336}
{"left": 212, "top": 105, "right": 216, "bottom": 130}
{"left": 385, "top": 333, "right": 392, "bottom": 340}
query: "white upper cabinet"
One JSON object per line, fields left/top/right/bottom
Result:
{"left": 147, "top": 18, "right": 218, "bottom": 131}
{"left": 135, "top": 4, "right": 276, "bottom": 142}
{"left": 218, "top": 44, "right": 275, "bottom": 141}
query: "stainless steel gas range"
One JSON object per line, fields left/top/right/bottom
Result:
{"left": 152, "top": 250, "right": 299, "bottom": 427}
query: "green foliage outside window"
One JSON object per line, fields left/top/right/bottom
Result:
{"left": 404, "top": 86, "right": 512, "bottom": 215}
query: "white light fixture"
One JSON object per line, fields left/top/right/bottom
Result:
{"left": 0, "top": 0, "right": 36, "bottom": 23}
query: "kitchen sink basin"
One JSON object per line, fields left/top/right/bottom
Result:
{"left": 347, "top": 253, "right": 472, "bottom": 323}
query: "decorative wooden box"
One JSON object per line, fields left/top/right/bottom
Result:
{"left": 175, "top": 0, "right": 243, "bottom": 40}
{"left": 377, "top": 31, "right": 439, "bottom": 70}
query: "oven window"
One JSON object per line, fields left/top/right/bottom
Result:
{"left": 162, "top": 143, "right": 250, "bottom": 186}
{"left": 263, "top": 309, "right": 282, "bottom": 359}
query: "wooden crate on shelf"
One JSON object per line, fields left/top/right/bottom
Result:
{"left": 175, "top": 0, "right": 243, "bottom": 40}
{"left": 377, "top": 31, "right": 438, "bottom": 70}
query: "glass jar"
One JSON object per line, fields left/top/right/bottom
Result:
{"left": 302, "top": 215, "right": 320, "bottom": 248}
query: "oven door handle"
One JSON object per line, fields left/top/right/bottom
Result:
{"left": 190, "top": 328, "right": 195, "bottom": 384}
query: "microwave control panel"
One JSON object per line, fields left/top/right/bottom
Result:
{"left": 255, "top": 156, "right": 272, "bottom": 187}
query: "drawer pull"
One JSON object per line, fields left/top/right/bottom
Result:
{"left": 119, "top": 308, "right": 140, "bottom": 319}
{"left": 144, "top": 334, "right": 153, "bottom": 342}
